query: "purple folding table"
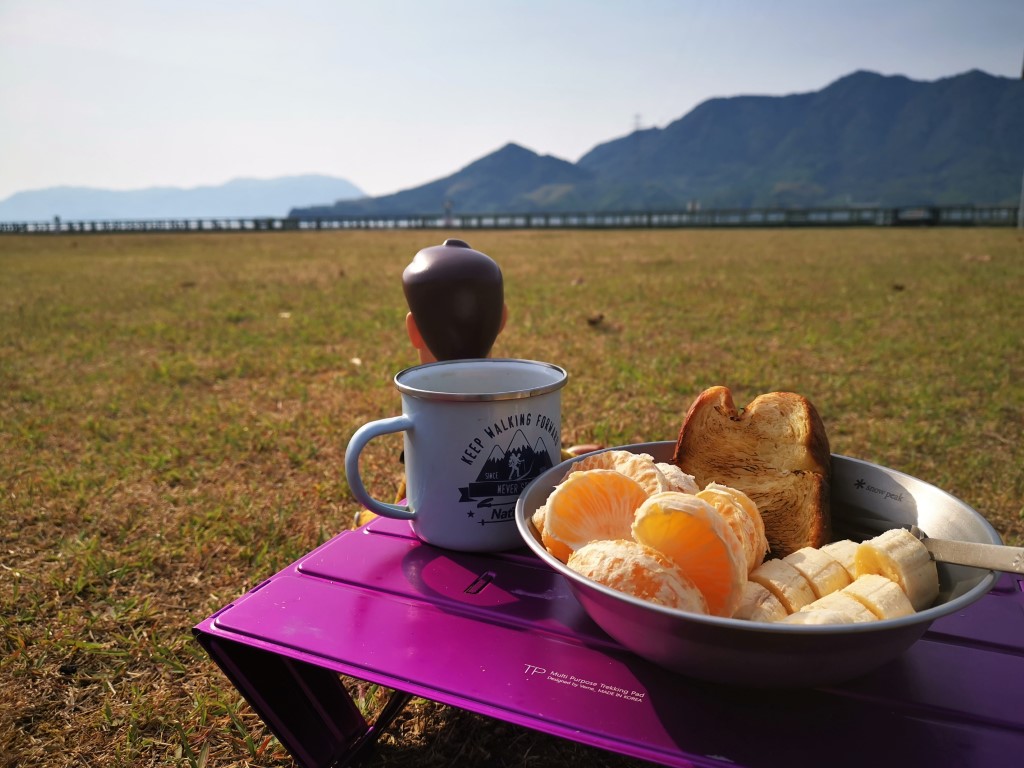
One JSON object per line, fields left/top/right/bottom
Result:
{"left": 194, "top": 517, "right": 1024, "bottom": 768}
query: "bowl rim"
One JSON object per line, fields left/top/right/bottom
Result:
{"left": 514, "top": 441, "right": 1001, "bottom": 636}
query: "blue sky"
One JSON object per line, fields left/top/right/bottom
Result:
{"left": 1, "top": 0, "right": 1021, "bottom": 201}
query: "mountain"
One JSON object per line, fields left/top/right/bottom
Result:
{"left": 476, "top": 428, "right": 552, "bottom": 486}
{"left": 293, "top": 143, "right": 593, "bottom": 218}
{"left": 577, "top": 69, "right": 1024, "bottom": 208}
{"left": 0, "top": 175, "right": 364, "bottom": 222}
{"left": 293, "top": 70, "right": 1024, "bottom": 216}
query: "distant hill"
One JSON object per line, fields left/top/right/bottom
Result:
{"left": 293, "top": 143, "right": 594, "bottom": 218}
{"left": 576, "top": 69, "right": 1024, "bottom": 209}
{"left": 0, "top": 175, "right": 364, "bottom": 222}
{"left": 294, "top": 69, "right": 1024, "bottom": 217}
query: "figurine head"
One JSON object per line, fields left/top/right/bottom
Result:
{"left": 402, "top": 239, "right": 507, "bottom": 363}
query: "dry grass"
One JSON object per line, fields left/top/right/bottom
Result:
{"left": 1, "top": 228, "right": 1022, "bottom": 767}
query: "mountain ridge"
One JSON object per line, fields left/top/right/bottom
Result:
{"left": 0, "top": 174, "right": 364, "bottom": 222}
{"left": 5, "top": 69, "right": 1021, "bottom": 221}
{"left": 297, "top": 68, "right": 1024, "bottom": 216}
{"left": 298, "top": 143, "right": 594, "bottom": 218}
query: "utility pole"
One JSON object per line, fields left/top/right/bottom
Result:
{"left": 1020, "top": 49, "right": 1024, "bottom": 228}
{"left": 1018, "top": 168, "right": 1024, "bottom": 229}
{"left": 1015, "top": 48, "right": 1024, "bottom": 228}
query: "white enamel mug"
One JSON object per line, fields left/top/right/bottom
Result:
{"left": 344, "top": 358, "right": 568, "bottom": 551}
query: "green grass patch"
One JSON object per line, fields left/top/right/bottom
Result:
{"left": 1, "top": 228, "right": 1021, "bottom": 766}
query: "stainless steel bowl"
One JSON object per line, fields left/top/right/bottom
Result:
{"left": 514, "top": 442, "right": 1002, "bottom": 687}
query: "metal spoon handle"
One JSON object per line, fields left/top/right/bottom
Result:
{"left": 922, "top": 538, "right": 1024, "bottom": 574}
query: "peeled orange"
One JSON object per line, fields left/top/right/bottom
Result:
{"left": 656, "top": 462, "right": 699, "bottom": 494}
{"left": 631, "top": 491, "right": 747, "bottom": 617}
{"left": 560, "top": 450, "right": 672, "bottom": 496}
{"left": 696, "top": 482, "right": 769, "bottom": 574}
{"left": 568, "top": 539, "right": 709, "bottom": 614}
{"left": 542, "top": 469, "right": 649, "bottom": 563}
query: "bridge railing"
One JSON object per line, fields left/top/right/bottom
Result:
{"left": 0, "top": 205, "right": 1017, "bottom": 234}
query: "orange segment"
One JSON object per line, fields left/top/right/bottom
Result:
{"left": 560, "top": 450, "right": 671, "bottom": 496}
{"left": 530, "top": 503, "right": 548, "bottom": 539}
{"left": 631, "top": 491, "right": 747, "bottom": 617}
{"left": 542, "top": 469, "right": 649, "bottom": 563}
{"left": 568, "top": 539, "right": 709, "bottom": 614}
{"left": 696, "top": 482, "right": 769, "bottom": 574}
{"left": 656, "top": 462, "right": 699, "bottom": 494}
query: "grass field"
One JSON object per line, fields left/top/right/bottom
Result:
{"left": 1, "top": 227, "right": 1022, "bottom": 767}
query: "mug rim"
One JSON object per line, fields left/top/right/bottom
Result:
{"left": 394, "top": 358, "right": 568, "bottom": 402}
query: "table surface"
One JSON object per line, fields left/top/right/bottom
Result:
{"left": 195, "top": 516, "right": 1024, "bottom": 768}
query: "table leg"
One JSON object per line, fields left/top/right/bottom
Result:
{"left": 195, "top": 631, "right": 412, "bottom": 768}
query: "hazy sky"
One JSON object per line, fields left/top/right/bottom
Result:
{"left": 1, "top": 0, "right": 1021, "bottom": 201}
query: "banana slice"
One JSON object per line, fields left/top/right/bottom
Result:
{"left": 749, "top": 558, "right": 816, "bottom": 613}
{"left": 780, "top": 608, "right": 856, "bottom": 625}
{"left": 841, "top": 574, "right": 915, "bottom": 619}
{"left": 732, "top": 580, "right": 788, "bottom": 622}
{"left": 798, "top": 590, "right": 878, "bottom": 623}
{"left": 783, "top": 546, "right": 852, "bottom": 598}
{"left": 854, "top": 528, "right": 939, "bottom": 611}
{"left": 820, "top": 539, "right": 859, "bottom": 579}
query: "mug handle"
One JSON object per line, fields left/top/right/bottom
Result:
{"left": 344, "top": 415, "right": 417, "bottom": 521}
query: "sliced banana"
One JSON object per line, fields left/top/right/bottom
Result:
{"left": 732, "top": 580, "right": 788, "bottom": 623}
{"left": 841, "top": 574, "right": 915, "bottom": 619}
{"left": 783, "top": 546, "right": 852, "bottom": 598}
{"left": 854, "top": 528, "right": 939, "bottom": 611}
{"left": 820, "top": 539, "right": 859, "bottom": 579}
{"left": 798, "top": 590, "right": 878, "bottom": 623}
{"left": 749, "top": 558, "right": 816, "bottom": 613}
{"left": 780, "top": 608, "right": 856, "bottom": 625}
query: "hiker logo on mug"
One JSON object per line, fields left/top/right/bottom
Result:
{"left": 345, "top": 359, "right": 568, "bottom": 552}
{"left": 457, "top": 415, "right": 559, "bottom": 523}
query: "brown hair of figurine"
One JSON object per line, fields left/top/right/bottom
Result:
{"left": 403, "top": 239, "right": 508, "bottom": 363}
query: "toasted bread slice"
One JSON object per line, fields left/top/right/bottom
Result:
{"left": 671, "top": 386, "right": 831, "bottom": 559}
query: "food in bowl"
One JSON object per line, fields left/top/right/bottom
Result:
{"left": 567, "top": 539, "right": 708, "bottom": 613}
{"left": 515, "top": 439, "right": 1001, "bottom": 687}
{"left": 531, "top": 386, "right": 940, "bottom": 627}
{"left": 672, "top": 385, "right": 832, "bottom": 558}
{"left": 631, "top": 490, "right": 748, "bottom": 617}
{"left": 536, "top": 463, "right": 940, "bottom": 625}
